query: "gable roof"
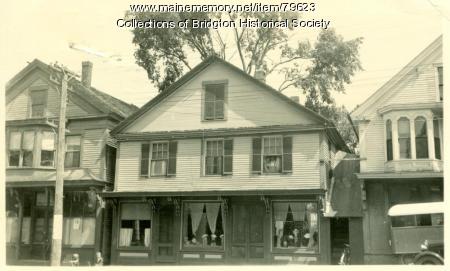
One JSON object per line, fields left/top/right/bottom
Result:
{"left": 6, "top": 59, "right": 138, "bottom": 119}
{"left": 112, "top": 56, "right": 329, "bottom": 132}
{"left": 351, "top": 35, "right": 442, "bottom": 121}
{"left": 110, "top": 55, "right": 349, "bottom": 152}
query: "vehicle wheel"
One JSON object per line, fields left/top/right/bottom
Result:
{"left": 414, "top": 255, "right": 443, "bottom": 265}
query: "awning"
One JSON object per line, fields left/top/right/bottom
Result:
{"left": 388, "top": 202, "right": 444, "bottom": 216}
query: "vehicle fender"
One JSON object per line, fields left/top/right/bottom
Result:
{"left": 413, "top": 251, "right": 444, "bottom": 264}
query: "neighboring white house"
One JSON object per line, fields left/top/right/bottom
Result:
{"left": 351, "top": 35, "right": 443, "bottom": 264}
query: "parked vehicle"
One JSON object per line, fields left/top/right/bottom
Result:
{"left": 387, "top": 202, "right": 444, "bottom": 264}
{"left": 413, "top": 240, "right": 444, "bottom": 265}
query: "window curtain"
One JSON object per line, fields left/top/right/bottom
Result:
{"left": 205, "top": 203, "right": 221, "bottom": 234}
{"left": 41, "top": 132, "right": 55, "bottom": 150}
{"left": 189, "top": 203, "right": 205, "bottom": 235}
{"left": 289, "top": 202, "right": 306, "bottom": 221}
{"left": 6, "top": 217, "right": 18, "bottom": 243}
{"left": 119, "top": 228, "right": 133, "bottom": 247}
{"left": 144, "top": 228, "right": 151, "bottom": 247}
{"left": 21, "top": 217, "right": 31, "bottom": 244}
{"left": 9, "top": 132, "right": 21, "bottom": 150}
{"left": 63, "top": 217, "right": 95, "bottom": 246}
{"left": 22, "top": 131, "right": 35, "bottom": 150}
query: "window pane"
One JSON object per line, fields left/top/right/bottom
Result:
{"left": 434, "top": 119, "right": 441, "bottom": 160}
{"left": 273, "top": 202, "right": 318, "bottom": 252}
{"left": 183, "top": 202, "right": 224, "bottom": 249}
{"left": 9, "top": 132, "right": 22, "bottom": 150}
{"left": 151, "top": 160, "right": 167, "bottom": 176}
{"left": 415, "top": 117, "right": 428, "bottom": 159}
{"left": 23, "top": 151, "right": 33, "bottom": 167}
{"left": 386, "top": 120, "right": 393, "bottom": 161}
{"left": 263, "top": 156, "right": 281, "bottom": 173}
{"left": 65, "top": 151, "right": 80, "bottom": 168}
{"left": 398, "top": 118, "right": 410, "bottom": 137}
{"left": 66, "top": 136, "right": 81, "bottom": 151}
{"left": 8, "top": 151, "right": 20, "bottom": 166}
{"left": 398, "top": 118, "right": 411, "bottom": 159}
{"left": 41, "top": 150, "right": 55, "bottom": 167}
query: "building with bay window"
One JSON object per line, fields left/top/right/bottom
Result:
{"left": 102, "top": 56, "right": 350, "bottom": 265}
{"left": 350, "top": 35, "right": 443, "bottom": 264}
{"left": 5, "top": 60, "right": 137, "bottom": 265}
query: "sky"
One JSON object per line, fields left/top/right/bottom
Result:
{"left": 1, "top": 0, "right": 449, "bottom": 111}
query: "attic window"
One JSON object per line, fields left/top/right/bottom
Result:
{"left": 30, "top": 89, "right": 47, "bottom": 117}
{"left": 203, "top": 83, "right": 225, "bottom": 120}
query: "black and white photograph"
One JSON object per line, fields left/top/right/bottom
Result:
{"left": 1, "top": 0, "right": 448, "bottom": 269}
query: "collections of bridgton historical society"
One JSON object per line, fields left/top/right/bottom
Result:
{"left": 116, "top": 18, "right": 332, "bottom": 30}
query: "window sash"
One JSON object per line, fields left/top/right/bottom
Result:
{"left": 150, "top": 142, "right": 169, "bottom": 176}
{"left": 434, "top": 119, "right": 441, "bottom": 160}
{"left": 204, "top": 84, "right": 225, "bottom": 120}
{"left": 205, "top": 140, "right": 224, "bottom": 175}
{"left": 262, "top": 136, "right": 283, "bottom": 173}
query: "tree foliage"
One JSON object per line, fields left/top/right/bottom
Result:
{"left": 128, "top": 11, "right": 362, "bottom": 148}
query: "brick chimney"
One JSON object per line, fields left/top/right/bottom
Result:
{"left": 81, "top": 61, "right": 93, "bottom": 88}
{"left": 290, "top": 96, "right": 300, "bottom": 103}
{"left": 254, "top": 68, "right": 266, "bottom": 83}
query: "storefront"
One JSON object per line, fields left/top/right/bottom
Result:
{"left": 6, "top": 186, "right": 108, "bottom": 265}
{"left": 104, "top": 192, "right": 331, "bottom": 265}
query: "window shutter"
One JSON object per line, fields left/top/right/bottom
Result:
{"left": 282, "top": 136, "right": 292, "bottom": 173}
{"left": 204, "top": 87, "right": 215, "bottom": 120}
{"left": 167, "top": 141, "right": 177, "bottom": 176}
{"left": 252, "top": 138, "right": 262, "bottom": 174}
{"left": 140, "top": 143, "right": 150, "bottom": 177}
{"left": 223, "top": 139, "right": 233, "bottom": 175}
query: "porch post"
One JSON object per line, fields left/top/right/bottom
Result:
{"left": 15, "top": 190, "right": 23, "bottom": 261}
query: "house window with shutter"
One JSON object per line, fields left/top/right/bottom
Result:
{"left": 8, "top": 131, "right": 35, "bottom": 167}
{"left": 204, "top": 139, "right": 233, "bottom": 176}
{"left": 140, "top": 141, "right": 177, "bottom": 177}
{"left": 65, "top": 135, "right": 81, "bottom": 168}
{"left": 30, "top": 89, "right": 47, "bottom": 118}
{"left": 252, "top": 135, "right": 292, "bottom": 174}
{"left": 203, "top": 83, "right": 226, "bottom": 120}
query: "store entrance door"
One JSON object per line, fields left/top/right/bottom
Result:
{"left": 230, "top": 201, "right": 266, "bottom": 264}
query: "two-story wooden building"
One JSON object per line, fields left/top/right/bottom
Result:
{"left": 5, "top": 60, "right": 137, "bottom": 265}
{"left": 351, "top": 36, "right": 443, "bottom": 264}
{"left": 102, "top": 56, "right": 349, "bottom": 265}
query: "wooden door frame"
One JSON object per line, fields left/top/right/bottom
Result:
{"left": 228, "top": 200, "right": 267, "bottom": 264}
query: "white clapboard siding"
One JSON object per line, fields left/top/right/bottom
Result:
{"left": 116, "top": 133, "right": 321, "bottom": 192}
{"left": 81, "top": 128, "right": 106, "bottom": 178}
{"left": 125, "top": 62, "right": 319, "bottom": 133}
{"left": 361, "top": 117, "right": 385, "bottom": 172}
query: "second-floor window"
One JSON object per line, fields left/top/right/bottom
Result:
{"left": 41, "top": 131, "right": 55, "bottom": 167}
{"left": 8, "top": 131, "right": 35, "bottom": 167}
{"left": 65, "top": 136, "right": 81, "bottom": 168}
{"left": 434, "top": 119, "right": 441, "bottom": 160}
{"left": 386, "top": 120, "right": 393, "bottom": 161}
{"left": 252, "top": 136, "right": 292, "bottom": 174}
{"left": 140, "top": 141, "right": 177, "bottom": 177}
{"left": 30, "top": 89, "right": 47, "bottom": 118}
{"left": 204, "top": 139, "right": 233, "bottom": 176}
{"left": 414, "top": 117, "right": 428, "bottom": 159}
{"left": 398, "top": 117, "right": 411, "bottom": 159}
{"left": 437, "top": 66, "right": 443, "bottom": 101}
{"left": 204, "top": 83, "right": 225, "bottom": 120}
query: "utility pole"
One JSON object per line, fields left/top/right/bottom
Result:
{"left": 49, "top": 64, "right": 78, "bottom": 266}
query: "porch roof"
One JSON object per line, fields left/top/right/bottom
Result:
{"left": 356, "top": 171, "right": 443, "bottom": 180}
{"left": 6, "top": 168, "right": 108, "bottom": 187}
{"left": 100, "top": 189, "right": 324, "bottom": 198}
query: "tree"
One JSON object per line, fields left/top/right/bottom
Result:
{"left": 128, "top": 11, "right": 362, "bottom": 147}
